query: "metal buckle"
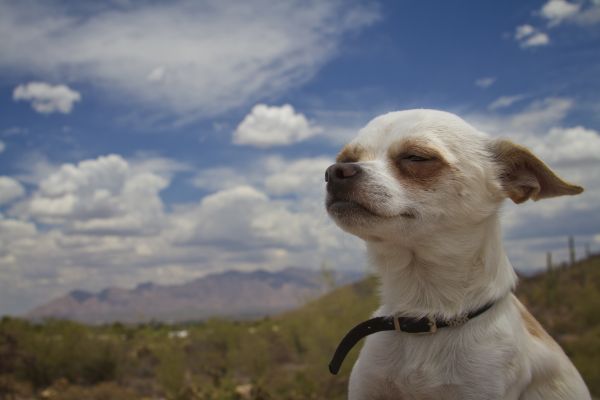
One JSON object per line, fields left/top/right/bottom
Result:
{"left": 411, "top": 317, "right": 437, "bottom": 335}
{"left": 425, "top": 317, "right": 437, "bottom": 334}
{"left": 394, "top": 316, "right": 438, "bottom": 334}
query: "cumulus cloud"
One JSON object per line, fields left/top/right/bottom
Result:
{"left": 20, "top": 154, "right": 168, "bottom": 235}
{"left": 514, "top": 25, "right": 550, "bottom": 48}
{"left": 13, "top": 82, "right": 81, "bottom": 114}
{"left": 474, "top": 77, "right": 496, "bottom": 89}
{"left": 529, "top": 126, "right": 600, "bottom": 165}
{"left": 4, "top": 96, "right": 597, "bottom": 314}
{"left": 545, "top": 0, "right": 600, "bottom": 26}
{"left": 472, "top": 97, "right": 574, "bottom": 136}
{"left": 2, "top": 151, "right": 363, "bottom": 314}
{"left": 191, "top": 155, "right": 333, "bottom": 198}
{"left": 0, "top": 1, "right": 379, "bottom": 119}
{"left": 191, "top": 167, "right": 254, "bottom": 192}
{"left": 488, "top": 94, "right": 527, "bottom": 110}
{"left": 573, "top": 3, "right": 600, "bottom": 25}
{"left": 510, "top": 97, "right": 572, "bottom": 131}
{"left": 0, "top": 217, "right": 36, "bottom": 241}
{"left": 540, "top": 0, "right": 581, "bottom": 26}
{"left": 0, "top": 177, "right": 25, "bottom": 206}
{"left": 467, "top": 97, "right": 600, "bottom": 270}
{"left": 514, "top": 0, "right": 600, "bottom": 54}
{"left": 170, "top": 185, "right": 320, "bottom": 250}
{"left": 515, "top": 24, "right": 536, "bottom": 40}
{"left": 233, "top": 104, "right": 321, "bottom": 147}
{"left": 523, "top": 32, "right": 550, "bottom": 47}
{"left": 264, "top": 157, "right": 332, "bottom": 196}
{"left": 512, "top": 1, "right": 600, "bottom": 53}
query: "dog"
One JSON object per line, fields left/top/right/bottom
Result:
{"left": 325, "top": 109, "right": 590, "bottom": 399}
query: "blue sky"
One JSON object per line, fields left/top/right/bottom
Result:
{"left": 1, "top": 0, "right": 600, "bottom": 315}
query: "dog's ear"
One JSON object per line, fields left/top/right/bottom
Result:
{"left": 490, "top": 139, "right": 583, "bottom": 204}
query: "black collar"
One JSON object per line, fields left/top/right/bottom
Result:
{"left": 328, "top": 302, "right": 495, "bottom": 375}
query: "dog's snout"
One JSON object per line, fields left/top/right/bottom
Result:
{"left": 325, "top": 163, "right": 362, "bottom": 183}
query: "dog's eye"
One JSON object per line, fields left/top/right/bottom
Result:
{"left": 402, "top": 154, "right": 431, "bottom": 162}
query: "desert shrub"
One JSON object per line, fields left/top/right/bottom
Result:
{"left": 564, "top": 326, "right": 600, "bottom": 396}
{"left": 155, "top": 343, "right": 187, "bottom": 399}
{"left": 45, "top": 381, "right": 138, "bottom": 400}
{"left": 0, "top": 318, "right": 123, "bottom": 388}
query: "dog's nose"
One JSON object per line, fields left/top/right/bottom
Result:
{"left": 325, "top": 163, "right": 362, "bottom": 183}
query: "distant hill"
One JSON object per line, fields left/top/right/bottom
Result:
{"left": 26, "top": 267, "right": 364, "bottom": 324}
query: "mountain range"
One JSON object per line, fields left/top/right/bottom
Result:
{"left": 26, "top": 267, "right": 363, "bottom": 324}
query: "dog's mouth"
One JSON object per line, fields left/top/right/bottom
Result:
{"left": 326, "top": 197, "right": 416, "bottom": 220}
{"left": 326, "top": 198, "right": 379, "bottom": 218}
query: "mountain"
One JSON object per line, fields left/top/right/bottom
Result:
{"left": 26, "top": 267, "right": 364, "bottom": 324}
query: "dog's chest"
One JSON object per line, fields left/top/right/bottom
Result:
{"left": 357, "top": 329, "right": 523, "bottom": 400}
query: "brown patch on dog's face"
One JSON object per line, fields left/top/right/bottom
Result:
{"left": 336, "top": 144, "right": 372, "bottom": 163}
{"left": 387, "top": 139, "right": 450, "bottom": 186}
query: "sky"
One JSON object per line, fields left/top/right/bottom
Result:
{"left": 1, "top": 0, "right": 600, "bottom": 315}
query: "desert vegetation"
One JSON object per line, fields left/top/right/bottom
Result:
{"left": 0, "top": 256, "right": 598, "bottom": 399}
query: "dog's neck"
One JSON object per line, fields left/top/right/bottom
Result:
{"left": 366, "top": 214, "right": 516, "bottom": 319}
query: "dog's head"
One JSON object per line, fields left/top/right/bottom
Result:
{"left": 325, "top": 109, "right": 583, "bottom": 243}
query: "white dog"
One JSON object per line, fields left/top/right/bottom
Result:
{"left": 325, "top": 110, "right": 590, "bottom": 400}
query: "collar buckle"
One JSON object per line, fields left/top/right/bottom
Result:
{"left": 426, "top": 317, "right": 438, "bottom": 333}
{"left": 394, "top": 316, "right": 438, "bottom": 334}
{"left": 420, "top": 317, "right": 437, "bottom": 334}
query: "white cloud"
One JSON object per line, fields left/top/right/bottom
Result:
{"left": 191, "top": 155, "right": 333, "bottom": 197}
{"left": 191, "top": 167, "right": 257, "bottom": 192}
{"left": 0, "top": 177, "right": 25, "bottom": 206}
{"left": 310, "top": 108, "right": 380, "bottom": 145}
{"left": 1, "top": 152, "right": 363, "bottom": 315}
{"left": 528, "top": 0, "right": 600, "bottom": 35}
{"left": 0, "top": 217, "right": 36, "bottom": 241}
{"left": 0, "top": 140, "right": 5, "bottom": 153}
{"left": 540, "top": 0, "right": 582, "bottom": 26}
{"left": 509, "top": 97, "right": 572, "bottom": 132}
{"left": 488, "top": 94, "right": 527, "bottom": 110}
{"left": 13, "top": 82, "right": 81, "bottom": 114}
{"left": 523, "top": 32, "right": 551, "bottom": 47}
{"left": 147, "top": 66, "right": 166, "bottom": 82}
{"left": 233, "top": 104, "right": 321, "bottom": 147}
{"left": 514, "top": 24, "right": 550, "bottom": 48}
{"left": 170, "top": 185, "right": 318, "bottom": 249}
{"left": 573, "top": 3, "right": 600, "bottom": 25}
{"left": 5, "top": 97, "right": 596, "bottom": 314}
{"left": 0, "top": 1, "right": 379, "bottom": 119}
{"left": 129, "top": 153, "right": 191, "bottom": 180}
{"left": 474, "top": 77, "right": 496, "bottom": 89}
{"left": 264, "top": 156, "right": 332, "bottom": 196}
{"left": 515, "top": 24, "right": 536, "bottom": 40}
{"left": 190, "top": 185, "right": 271, "bottom": 242}
{"left": 20, "top": 154, "right": 168, "bottom": 235}
{"left": 467, "top": 97, "right": 600, "bottom": 272}
{"left": 529, "top": 126, "right": 600, "bottom": 165}
{"left": 472, "top": 97, "right": 574, "bottom": 136}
